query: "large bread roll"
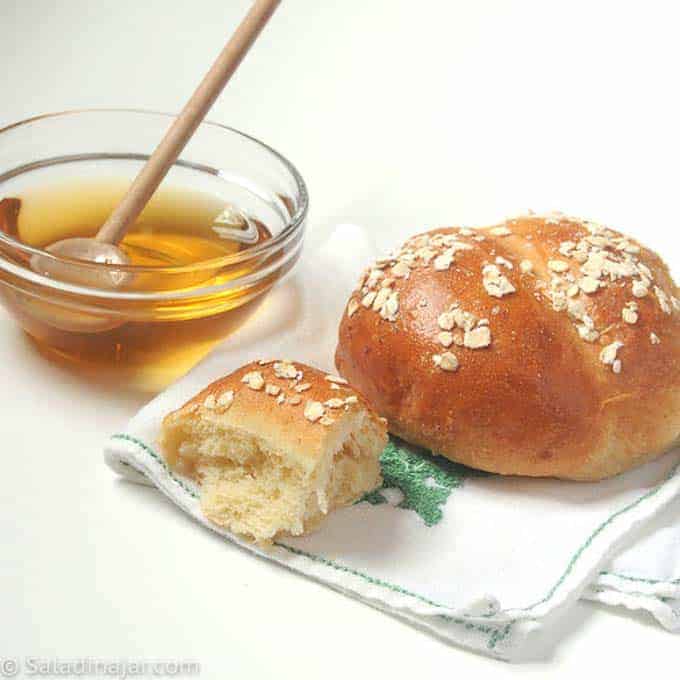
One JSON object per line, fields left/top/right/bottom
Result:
{"left": 335, "top": 214, "right": 680, "bottom": 480}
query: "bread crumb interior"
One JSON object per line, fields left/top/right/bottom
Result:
{"left": 162, "top": 418, "right": 381, "bottom": 543}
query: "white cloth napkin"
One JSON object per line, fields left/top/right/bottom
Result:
{"left": 104, "top": 225, "right": 680, "bottom": 661}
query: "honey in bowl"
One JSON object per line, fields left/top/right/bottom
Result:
{"left": 0, "top": 179, "right": 282, "bottom": 392}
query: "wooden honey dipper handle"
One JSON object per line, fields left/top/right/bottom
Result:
{"left": 96, "top": 0, "right": 282, "bottom": 245}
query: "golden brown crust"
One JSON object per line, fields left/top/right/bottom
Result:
{"left": 162, "top": 359, "right": 386, "bottom": 473}
{"left": 335, "top": 214, "right": 680, "bottom": 480}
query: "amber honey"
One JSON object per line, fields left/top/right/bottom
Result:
{"left": 0, "top": 179, "right": 281, "bottom": 392}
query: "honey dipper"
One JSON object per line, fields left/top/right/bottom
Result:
{"left": 31, "top": 0, "right": 281, "bottom": 288}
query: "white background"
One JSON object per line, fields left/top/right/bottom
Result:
{"left": 0, "top": 1, "right": 678, "bottom": 678}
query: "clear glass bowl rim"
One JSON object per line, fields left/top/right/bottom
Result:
{"left": 0, "top": 109, "right": 308, "bottom": 298}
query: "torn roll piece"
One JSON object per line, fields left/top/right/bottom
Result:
{"left": 159, "top": 361, "right": 387, "bottom": 543}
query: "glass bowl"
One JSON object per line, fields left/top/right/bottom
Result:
{"left": 0, "top": 109, "right": 308, "bottom": 391}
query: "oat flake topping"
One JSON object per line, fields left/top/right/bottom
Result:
{"left": 241, "top": 371, "right": 265, "bottom": 390}
{"left": 482, "top": 264, "right": 516, "bottom": 298}
{"left": 548, "top": 259, "right": 570, "bottom": 273}
{"left": 433, "top": 352, "right": 459, "bottom": 371}
{"left": 622, "top": 302, "right": 639, "bottom": 325}
{"left": 348, "top": 226, "right": 485, "bottom": 324}
{"left": 325, "top": 375, "right": 348, "bottom": 385}
{"left": 324, "top": 398, "right": 345, "bottom": 409}
{"left": 304, "top": 401, "right": 325, "bottom": 422}
{"left": 464, "top": 326, "right": 491, "bottom": 349}
{"left": 217, "top": 391, "right": 234, "bottom": 408}
{"left": 600, "top": 341, "right": 623, "bottom": 373}
{"left": 578, "top": 276, "right": 600, "bottom": 294}
{"left": 523, "top": 213, "right": 676, "bottom": 368}
{"left": 632, "top": 280, "right": 649, "bottom": 298}
{"left": 273, "top": 361, "right": 299, "bottom": 380}
{"left": 348, "top": 216, "right": 673, "bottom": 381}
